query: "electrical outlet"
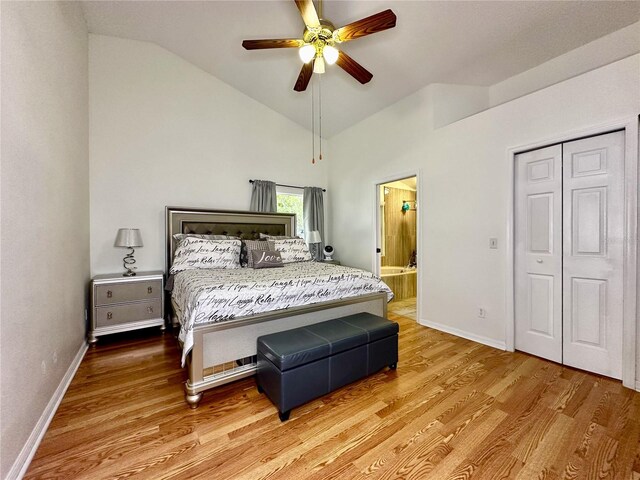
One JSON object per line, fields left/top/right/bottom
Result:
{"left": 41, "top": 360, "right": 47, "bottom": 376}
{"left": 478, "top": 308, "right": 486, "bottom": 318}
{"left": 489, "top": 238, "right": 498, "bottom": 249}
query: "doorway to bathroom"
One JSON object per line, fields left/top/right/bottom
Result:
{"left": 376, "top": 175, "right": 418, "bottom": 321}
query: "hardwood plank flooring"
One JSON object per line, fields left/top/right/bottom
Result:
{"left": 25, "top": 306, "right": 640, "bottom": 479}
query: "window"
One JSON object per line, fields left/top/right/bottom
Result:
{"left": 276, "top": 188, "right": 304, "bottom": 237}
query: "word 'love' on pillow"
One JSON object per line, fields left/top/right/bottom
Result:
{"left": 251, "top": 250, "right": 284, "bottom": 269}
{"left": 242, "top": 239, "right": 275, "bottom": 268}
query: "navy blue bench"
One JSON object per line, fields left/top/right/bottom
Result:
{"left": 256, "top": 312, "right": 399, "bottom": 421}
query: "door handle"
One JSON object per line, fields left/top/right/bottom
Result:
{"left": 536, "top": 259, "right": 543, "bottom": 263}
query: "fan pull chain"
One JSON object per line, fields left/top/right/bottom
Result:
{"left": 319, "top": 75, "right": 323, "bottom": 161}
{"left": 311, "top": 77, "right": 315, "bottom": 164}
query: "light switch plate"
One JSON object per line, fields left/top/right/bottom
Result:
{"left": 489, "top": 238, "right": 498, "bottom": 249}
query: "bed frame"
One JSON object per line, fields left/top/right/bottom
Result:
{"left": 166, "top": 207, "right": 388, "bottom": 408}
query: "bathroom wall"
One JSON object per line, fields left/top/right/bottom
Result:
{"left": 381, "top": 187, "right": 416, "bottom": 267}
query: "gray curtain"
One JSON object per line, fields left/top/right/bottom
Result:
{"left": 250, "top": 180, "right": 277, "bottom": 213}
{"left": 303, "top": 186, "right": 325, "bottom": 260}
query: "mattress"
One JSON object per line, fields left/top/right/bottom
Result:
{"left": 172, "top": 262, "right": 394, "bottom": 365}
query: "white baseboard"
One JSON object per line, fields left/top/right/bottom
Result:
{"left": 7, "top": 341, "right": 88, "bottom": 480}
{"left": 419, "top": 318, "right": 507, "bottom": 351}
{"left": 636, "top": 380, "right": 640, "bottom": 392}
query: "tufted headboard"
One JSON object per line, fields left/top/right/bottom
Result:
{"left": 165, "top": 207, "right": 296, "bottom": 272}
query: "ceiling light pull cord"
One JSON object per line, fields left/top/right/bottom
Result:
{"left": 311, "top": 77, "right": 315, "bottom": 164}
{"left": 319, "top": 74, "right": 322, "bottom": 161}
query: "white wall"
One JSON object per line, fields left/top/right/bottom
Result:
{"left": 429, "top": 83, "right": 490, "bottom": 129}
{"left": 89, "top": 35, "right": 328, "bottom": 275}
{"left": 329, "top": 55, "right": 639, "bottom": 375}
{"left": 490, "top": 21, "right": 640, "bottom": 106}
{"left": 425, "top": 22, "right": 640, "bottom": 128}
{"left": 1, "top": 2, "right": 89, "bottom": 477}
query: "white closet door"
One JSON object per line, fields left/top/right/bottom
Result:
{"left": 562, "top": 131, "right": 625, "bottom": 379}
{"left": 515, "top": 145, "right": 563, "bottom": 363}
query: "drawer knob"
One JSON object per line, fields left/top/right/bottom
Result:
{"left": 147, "top": 286, "right": 153, "bottom": 294}
{"left": 147, "top": 306, "right": 154, "bottom": 314}
{"left": 107, "top": 290, "right": 113, "bottom": 298}
{"left": 107, "top": 312, "right": 113, "bottom": 320}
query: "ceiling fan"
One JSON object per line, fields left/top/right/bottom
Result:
{"left": 242, "top": 0, "right": 397, "bottom": 92}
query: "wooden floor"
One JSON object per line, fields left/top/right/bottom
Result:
{"left": 26, "top": 306, "right": 640, "bottom": 479}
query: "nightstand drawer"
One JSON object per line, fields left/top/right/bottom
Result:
{"left": 95, "top": 280, "right": 162, "bottom": 306}
{"left": 95, "top": 300, "right": 162, "bottom": 327}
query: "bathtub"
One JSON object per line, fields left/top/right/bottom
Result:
{"left": 381, "top": 266, "right": 415, "bottom": 275}
{"left": 380, "top": 266, "right": 417, "bottom": 301}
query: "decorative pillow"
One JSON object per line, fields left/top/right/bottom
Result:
{"left": 251, "top": 250, "right": 284, "bottom": 269}
{"left": 243, "top": 239, "right": 275, "bottom": 268}
{"left": 172, "top": 233, "right": 238, "bottom": 256}
{"left": 170, "top": 238, "right": 241, "bottom": 273}
{"left": 240, "top": 241, "right": 249, "bottom": 267}
{"left": 240, "top": 239, "right": 265, "bottom": 267}
{"left": 173, "top": 233, "right": 237, "bottom": 243}
{"left": 274, "top": 238, "right": 312, "bottom": 263}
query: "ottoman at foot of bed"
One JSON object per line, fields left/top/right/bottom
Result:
{"left": 278, "top": 410, "right": 291, "bottom": 422}
{"left": 185, "top": 391, "right": 202, "bottom": 409}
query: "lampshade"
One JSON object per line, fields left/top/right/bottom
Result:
{"left": 307, "top": 230, "right": 321, "bottom": 244}
{"left": 299, "top": 44, "right": 315, "bottom": 63}
{"left": 323, "top": 45, "right": 339, "bottom": 65}
{"left": 114, "top": 228, "right": 143, "bottom": 248}
{"left": 313, "top": 56, "right": 325, "bottom": 74}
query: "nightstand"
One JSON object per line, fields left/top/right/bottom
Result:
{"left": 89, "top": 271, "right": 165, "bottom": 345}
{"left": 322, "top": 260, "right": 341, "bottom": 265}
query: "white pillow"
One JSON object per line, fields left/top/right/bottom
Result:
{"left": 274, "top": 238, "right": 312, "bottom": 264}
{"left": 172, "top": 233, "right": 238, "bottom": 256}
{"left": 259, "top": 233, "right": 299, "bottom": 240}
{"left": 171, "top": 238, "right": 241, "bottom": 273}
{"left": 173, "top": 233, "right": 237, "bottom": 244}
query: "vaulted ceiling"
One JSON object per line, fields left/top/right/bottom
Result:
{"left": 82, "top": 1, "right": 639, "bottom": 137}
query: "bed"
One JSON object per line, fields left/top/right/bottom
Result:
{"left": 166, "top": 207, "right": 392, "bottom": 408}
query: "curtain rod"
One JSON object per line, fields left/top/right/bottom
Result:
{"left": 249, "top": 180, "right": 326, "bottom": 192}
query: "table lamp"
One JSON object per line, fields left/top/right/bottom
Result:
{"left": 306, "top": 230, "right": 322, "bottom": 261}
{"left": 114, "top": 228, "right": 143, "bottom": 276}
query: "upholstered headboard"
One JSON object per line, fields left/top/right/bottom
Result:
{"left": 165, "top": 207, "right": 296, "bottom": 272}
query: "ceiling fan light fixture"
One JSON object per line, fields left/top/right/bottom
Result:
{"left": 242, "top": 1, "right": 397, "bottom": 91}
{"left": 299, "top": 44, "right": 316, "bottom": 63}
{"left": 313, "top": 56, "right": 325, "bottom": 74}
{"left": 322, "top": 45, "right": 339, "bottom": 65}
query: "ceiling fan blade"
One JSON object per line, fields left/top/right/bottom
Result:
{"left": 334, "top": 9, "right": 397, "bottom": 43}
{"left": 242, "top": 39, "right": 303, "bottom": 50}
{"left": 294, "top": 61, "right": 314, "bottom": 92}
{"left": 335, "top": 51, "right": 373, "bottom": 84}
{"left": 294, "top": 0, "right": 320, "bottom": 28}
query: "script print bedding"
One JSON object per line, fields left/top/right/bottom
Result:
{"left": 173, "top": 262, "right": 394, "bottom": 365}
